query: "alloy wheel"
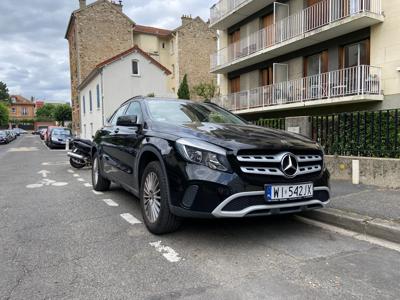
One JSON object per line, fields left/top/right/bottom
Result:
{"left": 93, "top": 157, "right": 99, "bottom": 185}
{"left": 143, "top": 172, "right": 161, "bottom": 223}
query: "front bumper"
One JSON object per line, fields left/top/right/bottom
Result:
{"left": 211, "top": 187, "right": 330, "bottom": 218}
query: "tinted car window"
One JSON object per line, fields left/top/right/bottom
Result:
{"left": 125, "top": 102, "right": 143, "bottom": 122}
{"left": 110, "top": 104, "right": 128, "bottom": 125}
{"left": 146, "top": 100, "right": 246, "bottom": 125}
{"left": 0, "top": 131, "right": 5, "bottom": 137}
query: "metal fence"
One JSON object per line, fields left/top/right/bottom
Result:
{"left": 312, "top": 110, "right": 400, "bottom": 158}
{"left": 255, "top": 118, "right": 285, "bottom": 130}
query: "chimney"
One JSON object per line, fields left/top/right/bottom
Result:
{"left": 110, "top": 0, "right": 123, "bottom": 12}
{"left": 79, "top": 0, "right": 86, "bottom": 9}
{"left": 181, "top": 14, "right": 193, "bottom": 26}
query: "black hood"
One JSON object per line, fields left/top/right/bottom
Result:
{"left": 150, "top": 121, "right": 320, "bottom": 152}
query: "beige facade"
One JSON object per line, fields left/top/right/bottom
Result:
{"left": 66, "top": 1, "right": 217, "bottom": 134}
{"left": 211, "top": 0, "right": 400, "bottom": 119}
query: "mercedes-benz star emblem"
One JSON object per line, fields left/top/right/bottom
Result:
{"left": 281, "top": 153, "right": 298, "bottom": 178}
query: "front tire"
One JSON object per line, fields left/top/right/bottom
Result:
{"left": 140, "top": 161, "right": 181, "bottom": 234}
{"left": 92, "top": 152, "right": 110, "bottom": 191}
{"left": 70, "top": 157, "right": 85, "bottom": 169}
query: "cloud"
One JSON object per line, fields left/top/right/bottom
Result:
{"left": 0, "top": 0, "right": 215, "bottom": 102}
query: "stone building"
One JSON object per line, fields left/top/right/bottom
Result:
{"left": 65, "top": 0, "right": 217, "bottom": 134}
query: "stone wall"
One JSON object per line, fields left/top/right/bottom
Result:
{"left": 177, "top": 17, "right": 217, "bottom": 100}
{"left": 325, "top": 155, "right": 400, "bottom": 189}
{"left": 67, "top": 0, "right": 133, "bottom": 133}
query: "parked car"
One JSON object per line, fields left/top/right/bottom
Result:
{"left": 0, "top": 131, "right": 9, "bottom": 144}
{"left": 5, "top": 130, "right": 16, "bottom": 141}
{"left": 13, "top": 128, "right": 27, "bottom": 135}
{"left": 91, "top": 97, "right": 330, "bottom": 234}
{"left": 39, "top": 129, "right": 47, "bottom": 140}
{"left": 47, "top": 127, "right": 72, "bottom": 149}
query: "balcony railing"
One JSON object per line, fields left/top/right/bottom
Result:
{"left": 210, "top": 0, "right": 250, "bottom": 25}
{"left": 213, "top": 65, "right": 382, "bottom": 112}
{"left": 211, "top": 0, "right": 382, "bottom": 70}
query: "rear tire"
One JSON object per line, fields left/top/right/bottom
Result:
{"left": 70, "top": 157, "right": 85, "bottom": 169}
{"left": 140, "top": 161, "right": 181, "bottom": 234}
{"left": 92, "top": 152, "right": 110, "bottom": 191}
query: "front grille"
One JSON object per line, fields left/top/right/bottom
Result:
{"left": 235, "top": 150, "right": 323, "bottom": 180}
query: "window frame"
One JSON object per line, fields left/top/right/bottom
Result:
{"left": 125, "top": 101, "right": 143, "bottom": 124}
{"left": 89, "top": 90, "right": 93, "bottom": 112}
{"left": 82, "top": 95, "right": 86, "bottom": 115}
{"left": 109, "top": 103, "right": 129, "bottom": 126}
{"left": 131, "top": 59, "right": 140, "bottom": 76}
{"left": 96, "top": 84, "right": 101, "bottom": 109}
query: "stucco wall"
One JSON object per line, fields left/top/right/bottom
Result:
{"left": 79, "top": 73, "right": 103, "bottom": 140}
{"left": 102, "top": 51, "right": 171, "bottom": 119}
{"left": 325, "top": 155, "right": 400, "bottom": 189}
{"left": 370, "top": 0, "right": 400, "bottom": 97}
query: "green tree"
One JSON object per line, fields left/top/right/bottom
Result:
{"left": 35, "top": 103, "right": 56, "bottom": 121}
{"left": 0, "top": 102, "right": 9, "bottom": 127}
{"left": 0, "top": 81, "right": 10, "bottom": 103}
{"left": 193, "top": 82, "right": 217, "bottom": 101}
{"left": 177, "top": 74, "right": 190, "bottom": 100}
{"left": 53, "top": 104, "right": 72, "bottom": 126}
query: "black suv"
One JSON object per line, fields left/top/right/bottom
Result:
{"left": 92, "top": 97, "right": 330, "bottom": 234}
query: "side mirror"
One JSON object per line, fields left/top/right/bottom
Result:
{"left": 116, "top": 115, "right": 138, "bottom": 127}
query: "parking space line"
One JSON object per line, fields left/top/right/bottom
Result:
{"left": 149, "top": 241, "right": 182, "bottom": 263}
{"left": 84, "top": 183, "right": 92, "bottom": 187}
{"left": 73, "top": 174, "right": 79, "bottom": 177}
{"left": 77, "top": 178, "right": 85, "bottom": 182}
{"left": 67, "top": 170, "right": 75, "bottom": 173}
{"left": 92, "top": 190, "right": 103, "bottom": 195}
{"left": 103, "top": 199, "right": 119, "bottom": 207}
{"left": 120, "top": 213, "right": 142, "bottom": 225}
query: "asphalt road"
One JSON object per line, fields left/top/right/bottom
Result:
{"left": 1, "top": 135, "right": 399, "bottom": 300}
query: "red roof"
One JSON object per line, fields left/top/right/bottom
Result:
{"left": 132, "top": 24, "right": 172, "bottom": 37}
{"left": 96, "top": 45, "right": 171, "bottom": 75}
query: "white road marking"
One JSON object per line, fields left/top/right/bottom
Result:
{"left": 42, "top": 161, "right": 69, "bottom": 166}
{"left": 92, "top": 190, "right": 103, "bottom": 195}
{"left": 77, "top": 178, "right": 85, "bottom": 182}
{"left": 8, "top": 147, "right": 39, "bottom": 152}
{"left": 295, "top": 216, "right": 400, "bottom": 253}
{"left": 38, "top": 170, "right": 50, "bottom": 178}
{"left": 149, "top": 241, "right": 182, "bottom": 263}
{"left": 67, "top": 170, "right": 75, "bottom": 173}
{"left": 26, "top": 183, "right": 43, "bottom": 189}
{"left": 52, "top": 182, "right": 68, "bottom": 187}
{"left": 120, "top": 213, "right": 142, "bottom": 225}
{"left": 73, "top": 174, "right": 80, "bottom": 177}
{"left": 103, "top": 199, "right": 119, "bottom": 207}
{"left": 84, "top": 183, "right": 92, "bottom": 187}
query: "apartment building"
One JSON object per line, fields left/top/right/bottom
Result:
{"left": 210, "top": 0, "right": 400, "bottom": 119}
{"left": 65, "top": 0, "right": 216, "bottom": 134}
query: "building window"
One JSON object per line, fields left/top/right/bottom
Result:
{"left": 11, "top": 107, "right": 16, "bottom": 114}
{"left": 82, "top": 96, "right": 86, "bottom": 114}
{"left": 172, "top": 64, "right": 175, "bottom": 78}
{"left": 132, "top": 60, "right": 140, "bottom": 76}
{"left": 96, "top": 84, "right": 101, "bottom": 109}
{"left": 162, "top": 42, "right": 165, "bottom": 49}
{"left": 90, "top": 123, "right": 93, "bottom": 138}
{"left": 89, "top": 90, "right": 93, "bottom": 112}
{"left": 83, "top": 124, "right": 87, "bottom": 139}
{"left": 22, "top": 107, "right": 28, "bottom": 115}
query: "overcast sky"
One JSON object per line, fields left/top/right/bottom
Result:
{"left": 0, "top": 0, "right": 214, "bottom": 102}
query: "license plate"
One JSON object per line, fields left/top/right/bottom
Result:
{"left": 265, "top": 183, "right": 313, "bottom": 202}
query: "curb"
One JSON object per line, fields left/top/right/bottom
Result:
{"left": 301, "top": 208, "right": 400, "bottom": 244}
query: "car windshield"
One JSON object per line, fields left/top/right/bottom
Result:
{"left": 0, "top": 131, "right": 5, "bottom": 137}
{"left": 146, "top": 100, "right": 246, "bottom": 125}
{"left": 52, "top": 128, "right": 71, "bottom": 136}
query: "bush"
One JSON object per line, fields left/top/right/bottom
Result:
{"left": 0, "top": 102, "right": 9, "bottom": 126}
{"left": 177, "top": 74, "right": 190, "bottom": 100}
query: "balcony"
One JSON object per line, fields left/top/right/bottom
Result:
{"left": 213, "top": 65, "right": 383, "bottom": 114}
{"left": 211, "top": 0, "right": 383, "bottom": 73}
{"left": 210, "top": 0, "right": 275, "bottom": 30}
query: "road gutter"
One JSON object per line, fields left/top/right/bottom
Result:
{"left": 298, "top": 208, "right": 400, "bottom": 245}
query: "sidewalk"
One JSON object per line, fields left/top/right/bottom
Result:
{"left": 302, "top": 180, "right": 400, "bottom": 243}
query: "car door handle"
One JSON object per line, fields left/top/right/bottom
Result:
{"left": 113, "top": 128, "right": 120, "bottom": 134}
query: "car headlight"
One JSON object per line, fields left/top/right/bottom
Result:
{"left": 175, "top": 138, "right": 230, "bottom": 172}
